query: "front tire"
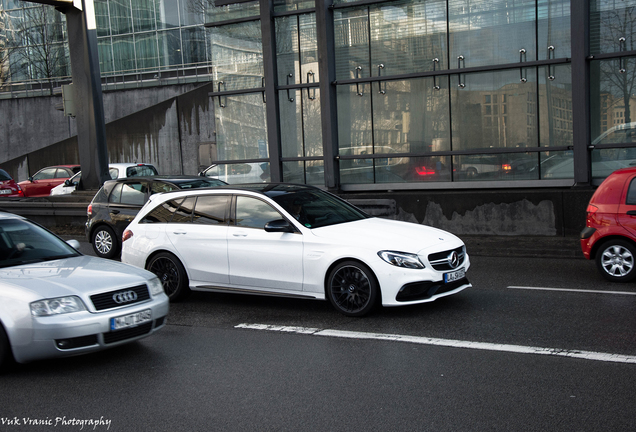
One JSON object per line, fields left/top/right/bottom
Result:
{"left": 327, "top": 261, "right": 379, "bottom": 317}
{"left": 596, "top": 239, "right": 636, "bottom": 282}
{"left": 92, "top": 226, "right": 119, "bottom": 259}
{"left": 146, "top": 252, "right": 191, "bottom": 301}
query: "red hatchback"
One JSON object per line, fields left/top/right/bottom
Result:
{"left": 18, "top": 165, "right": 80, "bottom": 197}
{"left": 0, "top": 169, "right": 24, "bottom": 198}
{"left": 581, "top": 167, "right": 636, "bottom": 282}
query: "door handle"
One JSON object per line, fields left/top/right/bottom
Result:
{"left": 173, "top": 231, "right": 187, "bottom": 235}
{"left": 111, "top": 210, "right": 120, "bottom": 214}
{"left": 232, "top": 232, "right": 247, "bottom": 237}
{"left": 627, "top": 210, "right": 636, "bottom": 216}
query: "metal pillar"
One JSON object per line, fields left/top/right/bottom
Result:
{"left": 315, "top": 0, "right": 340, "bottom": 190}
{"left": 571, "top": 0, "right": 591, "bottom": 186}
{"left": 260, "top": 0, "right": 282, "bottom": 182}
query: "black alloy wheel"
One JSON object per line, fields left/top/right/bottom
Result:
{"left": 596, "top": 239, "right": 636, "bottom": 282}
{"left": 146, "top": 252, "right": 190, "bottom": 301}
{"left": 327, "top": 261, "right": 379, "bottom": 317}
{"left": 92, "top": 226, "right": 119, "bottom": 259}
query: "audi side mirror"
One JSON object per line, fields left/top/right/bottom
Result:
{"left": 264, "top": 219, "right": 295, "bottom": 233}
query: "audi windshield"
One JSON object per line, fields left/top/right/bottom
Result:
{"left": 0, "top": 219, "right": 80, "bottom": 268}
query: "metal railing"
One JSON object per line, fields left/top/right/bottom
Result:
{"left": 0, "top": 62, "right": 215, "bottom": 99}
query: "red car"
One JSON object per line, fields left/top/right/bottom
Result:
{"left": 581, "top": 167, "right": 636, "bottom": 282}
{"left": 0, "top": 169, "right": 24, "bottom": 197}
{"left": 18, "top": 165, "right": 80, "bottom": 197}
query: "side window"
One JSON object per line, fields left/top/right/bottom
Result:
{"left": 235, "top": 196, "right": 282, "bottom": 229}
{"left": 627, "top": 178, "right": 636, "bottom": 205}
{"left": 151, "top": 181, "right": 178, "bottom": 195}
{"left": 33, "top": 168, "right": 56, "bottom": 180}
{"left": 120, "top": 182, "right": 147, "bottom": 206}
{"left": 141, "top": 198, "right": 184, "bottom": 223}
{"left": 193, "top": 195, "right": 229, "bottom": 225}
{"left": 108, "top": 183, "right": 123, "bottom": 203}
{"left": 171, "top": 197, "right": 196, "bottom": 223}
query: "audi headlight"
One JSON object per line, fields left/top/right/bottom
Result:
{"left": 147, "top": 277, "right": 165, "bottom": 296}
{"left": 30, "top": 296, "right": 86, "bottom": 317}
{"left": 378, "top": 251, "right": 425, "bottom": 269}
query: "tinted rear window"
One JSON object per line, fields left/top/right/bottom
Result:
{"left": 126, "top": 165, "right": 158, "bottom": 177}
{"left": 0, "top": 169, "right": 11, "bottom": 181}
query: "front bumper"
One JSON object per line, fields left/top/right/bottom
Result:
{"left": 396, "top": 277, "right": 471, "bottom": 302}
{"left": 11, "top": 295, "right": 169, "bottom": 364}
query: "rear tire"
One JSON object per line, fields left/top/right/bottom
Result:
{"left": 146, "top": 252, "right": 191, "bottom": 301}
{"left": 92, "top": 226, "right": 119, "bottom": 259}
{"left": 596, "top": 239, "right": 636, "bottom": 282}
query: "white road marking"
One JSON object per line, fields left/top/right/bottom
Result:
{"left": 508, "top": 286, "right": 636, "bottom": 296}
{"left": 235, "top": 323, "right": 636, "bottom": 365}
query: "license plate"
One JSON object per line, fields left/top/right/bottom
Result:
{"left": 110, "top": 309, "right": 152, "bottom": 331}
{"left": 444, "top": 268, "right": 465, "bottom": 283}
{"left": 0, "top": 189, "right": 11, "bottom": 195}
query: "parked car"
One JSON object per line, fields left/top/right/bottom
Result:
{"left": 581, "top": 167, "right": 636, "bottom": 282}
{"left": 86, "top": 175, "right": 227, "bottom": 259}
{"left": 0, "top": 169, "right": 24, "bottom": 198}
{"left": 0, "top": 212, "right": 168, "bottom": 370}
{"left": 18, "top": 165, "right": 81, "bottom": 197}
{"left": 50, "top": 163, "right": 159, "bottom": 196}
{"left": 120, "top": 183, "right": 471, "bottom": 317}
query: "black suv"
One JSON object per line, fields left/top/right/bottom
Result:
{"left": 86, "top": 175, "right": 226, "bottom": 258}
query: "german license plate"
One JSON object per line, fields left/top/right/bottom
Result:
{"left": 444, "top": 268, "right": 465, "bottom": 283}
{"left": 0, "top": 189, "right": 11, "bottom": 195}
{"left": 110, "top": 309, "right": 152, "bottom": 331}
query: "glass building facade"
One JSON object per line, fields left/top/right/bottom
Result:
{"left": 2, "top": 1, "right": 636, "bottom": 190}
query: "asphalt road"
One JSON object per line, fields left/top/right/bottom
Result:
{"left": 1, "top": 242, "right": 635, "bottom": 432}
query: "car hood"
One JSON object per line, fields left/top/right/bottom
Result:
{"left": 0, "top": 256, "right": 154, "bottom": 299}
{"left": 309, "top": 217, "right": 464, "bottom": 254}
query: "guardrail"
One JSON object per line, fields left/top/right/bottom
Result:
{"left": 0, "top": 196, "right": 90, "bottom": 229}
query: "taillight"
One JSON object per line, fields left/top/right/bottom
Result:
{"left": 415, "top": 167, "right": 436, "bottom": 176}
{"left": 87, "top": 204, "right": 92, "bottom": 216}
{"left": 586, "top": 204, "right": 598, "bottom": 214}
{"left": 502, "top": 163, "right": 512, "bottom": 171}
{"left": 122, "top": 229, "right": 133, "bottom": 242}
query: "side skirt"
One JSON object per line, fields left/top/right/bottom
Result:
{"left": 192, "top": 285, "right": 322, "bottom": 300}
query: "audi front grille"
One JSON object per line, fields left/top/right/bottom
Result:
{"left": 90, "top": 284, "right": 150, "bottom": 311}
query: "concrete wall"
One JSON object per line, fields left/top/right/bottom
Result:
{"left": 0, "top": 83, "right": 215, "bottom": 180}
{"left": 344, "top": 188, "right": 594, "bottom": 237}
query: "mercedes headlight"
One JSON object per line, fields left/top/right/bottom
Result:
{"left": 147, "top": 277, "right": 165, "bottom": 296}
{"left": 378, "top": 251, "right": 425, "bottom": 269}
{"left": 30, "top": 296, "right": 86, "bottom": 317}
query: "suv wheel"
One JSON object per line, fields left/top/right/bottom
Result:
{"left": 92, "top": 226, "right": 119, "bottom": 259}
{"left": 596, "top": 239, "right": 636, "bottom": 282}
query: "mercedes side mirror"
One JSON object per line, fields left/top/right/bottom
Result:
{"left": 264, "top": 219, "right": 295, "bottom": 233}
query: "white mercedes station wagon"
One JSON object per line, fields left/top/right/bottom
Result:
{"left": 0, "top": 212, "right": 169, "bottom": 369}
{"left": 121, "top": 184, "right": 471, "bottom": 317}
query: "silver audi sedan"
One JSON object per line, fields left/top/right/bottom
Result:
{"left": 0, "top": 212, "right": 169, "bottom": 369}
